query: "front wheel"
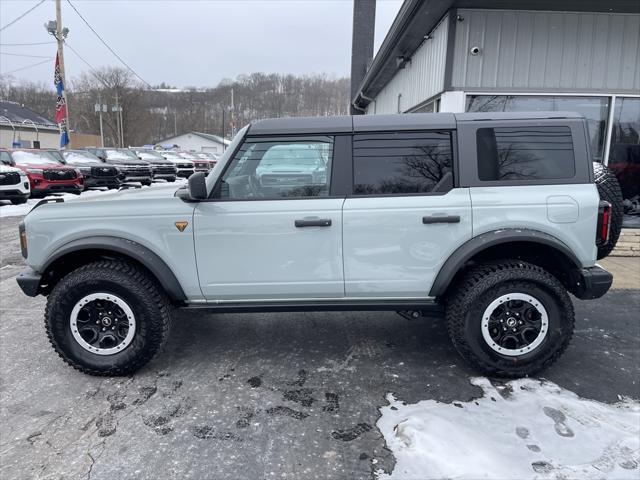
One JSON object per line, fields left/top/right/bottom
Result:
{"left": 45, "top": 260, "right": 172, "bottom": 376}
{"left": 445, "top": 260, "right": 574, "bottom": 378}
{"left": 10, "top": 197, "right": 28, "bottom": 205}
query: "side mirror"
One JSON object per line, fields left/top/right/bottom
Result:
{"left": 188, "top": 171, "right": 208, "bottom": 200}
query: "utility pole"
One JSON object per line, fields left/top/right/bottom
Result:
{"left": 113, "top": 92, "right": 123, "bottom": 147}
{"left": 46, "top": 0, "right": 71, "bottom": 146}
{"left": 95, "top": 93, "right": 105, "bottom": 147}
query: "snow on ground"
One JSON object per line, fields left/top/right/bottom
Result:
{"left": 376, "top": 377, "right": 639, "bottom": 480}
{"left": 0, "top": 181, "right": 186, "bottom": 218}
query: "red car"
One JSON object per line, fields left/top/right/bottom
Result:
{"left": 6, "top": 149, "right": 83, "bottom": 197}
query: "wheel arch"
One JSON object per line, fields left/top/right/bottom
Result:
{"left": 429, "top": 229, "right": 583, "bottom": 297}
{"left": 39, "top": 236, "right": 187, "bottom": 303}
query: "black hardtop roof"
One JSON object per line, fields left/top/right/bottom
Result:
{"left": 247, "top": 112, "right": 584, "bottom": 136}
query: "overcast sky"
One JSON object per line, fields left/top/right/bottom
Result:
{"left": 0, "top": 0, "right": 402, "bottom": 88}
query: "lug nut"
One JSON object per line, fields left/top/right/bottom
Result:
{"left": 512, "top": 328, "right": 517, "bottom": 332}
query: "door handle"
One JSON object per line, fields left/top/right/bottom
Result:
{"left": 422, "top": 214, "right": 460, "bottom": 224}
{"left": 295, "top": 218, "right": 332, "bottom": 228}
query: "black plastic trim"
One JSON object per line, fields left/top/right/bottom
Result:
{"left": 16, "top": 267, "right": 41, "bottom": 297}
{"left": 43, "top": 236, "right": 187, "bottom": 302}
{"left": 429, "top": 229, "right": 582, "bottom": 297}
{"left": 182, "top": 299, "right": 441, "bottom": 314}
{"left": 571, "top": 265, "right": 613, "bottom": 300}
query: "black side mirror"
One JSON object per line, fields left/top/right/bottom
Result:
{"left": 188, "top": 171, "right": 208, "bottom": 200}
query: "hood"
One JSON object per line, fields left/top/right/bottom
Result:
{"left": 256, "top": 162, "right": 325, "bottom": 175}
{"left": 0, "top": 164, "right": 23, "bottom": 174}
{"left": 65, "top": 183, "right": 180, "bottom": 204}
{"left": 15, "top": 163, "right": 74, "bottom": 170}
{"left": 103, "top": 157, "right": 148, "bottom": 166}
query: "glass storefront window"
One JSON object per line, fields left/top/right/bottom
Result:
{"left": 466, "top": 95, "right": 609, "bottom": 161}
{"left": 608, "top": 97, "right": 640, "bottom": 228}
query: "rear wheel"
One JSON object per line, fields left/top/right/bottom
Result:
{"left": 446, "top": 260, "right": 574, "bottom": 378}
{"left": 593, "top": 162, "right": 623, "bottom": 259}
{"left": 45, "top": 260, "right": 172, "bottom": 376}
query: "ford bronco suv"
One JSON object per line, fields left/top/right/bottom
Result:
{"left": 17, "top": 112, "right": 621, "bottom": 377}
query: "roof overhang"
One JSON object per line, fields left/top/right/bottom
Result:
{"left": 353, "top": 0, "right": 640, "bottom": 109}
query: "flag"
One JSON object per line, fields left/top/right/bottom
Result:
{"left": 54, "top": 53, "right": 69, "bottom": 147}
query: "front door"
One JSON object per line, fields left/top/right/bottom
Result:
{"left": 194, "top": 135, "right": 344, "bottom": 301}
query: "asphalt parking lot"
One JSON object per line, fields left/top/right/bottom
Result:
{"left": 0, "top": 214, "right": 639, "bottom": 480}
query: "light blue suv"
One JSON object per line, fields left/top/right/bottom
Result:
{"left": 17, "top": 112, "right": 620, "bottom": 377}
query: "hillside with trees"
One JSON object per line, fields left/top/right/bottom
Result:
{"left": 0, "top": 67, "right": 350, "bottom": 147}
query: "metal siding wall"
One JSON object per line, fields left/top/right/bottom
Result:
{"left": 367, "top": 15, "right": 449, "bottom": 114}
{"left": 452, "top": 9, "right": 640, "bottom": 92}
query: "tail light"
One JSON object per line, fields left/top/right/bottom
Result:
{"left": 596, "top": 200, "right": 612, "bottom": 246}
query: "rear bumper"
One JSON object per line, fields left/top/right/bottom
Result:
{"left": 17, "top": 267, "right": 41, "bottom": 297}
{"left": 571, "top": 265, "right": 613, "bottom": 300}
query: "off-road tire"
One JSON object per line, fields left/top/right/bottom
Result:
{"left": 10, "top": 197, "right": 27, "bottom": 205}
{"left": 593, "top": 162, "right": 623, "bottom": 259}
{"left": 445, "top": 260, "right": 574, "bottom": 378}
{"left": 142, "top": 180, "right": 152, "bottom": 186}
{"left": 45, "top": 260, "right": 172, "bottom": 376}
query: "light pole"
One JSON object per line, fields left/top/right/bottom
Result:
{"left": 94, "top": 94, "right": 106, "bottom": 147}
{"left": 112, "top": 92, "right": 124, "bottom": 147}
{"left": 21, "top": 119, "right": 39, "bottom": 148}
{"left": 0, "top": 115, "right": 17, "bottom": 146}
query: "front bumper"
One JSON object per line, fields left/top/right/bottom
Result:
{"left": 32, "top": 184, "right": 83, "bottom": 195}
{"left": 85, "top": 177, "right": 120, "bottom": 188}
{"left": 177, "top": 169, "right": 194, "bottom": 178}
{"left": 0, "top": 189, "right": 30, "bottom": 200}
{"left": 17, "top": 267, "right": 41, "bottom": 297}
{"left": 571, "top": 265, "right": 613, "bottom": 300}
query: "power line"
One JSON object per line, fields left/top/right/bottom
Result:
{"left": 0, "top": 51, "right": 51, "bottom": 59}
{"left": 0, "top": 41, "right": 56, "bottom": 46}
{"left": 65, "top": 41, "right": 110, "bottom": 88}
{"left": 65, "top": 0, "right": 151, "bottom": 88}
{"left": 1, "top": 58, "right": 51, "bottom": 75}
{"left": 0, "top": 0, "right": 47, "bottom": 33}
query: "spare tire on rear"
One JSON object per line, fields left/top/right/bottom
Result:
{"left": 593, "top": 162, "right": 623, "bottom": 259}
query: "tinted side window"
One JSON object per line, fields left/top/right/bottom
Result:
{"left": 477, "top": 126, "right": 575, "bottom": 181}
{"left": 221, "top": 137, "right": 333, "bottom": 199}
{"left": 353, "top": 131, "right": 453, "bottom": 195}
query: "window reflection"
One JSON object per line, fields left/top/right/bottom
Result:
{"left": 477, "top": 127, "right": 575, "bottom": 181}
{"left": 353, "top": 132, "right": 453, "bottom": 195}
{"left": 466, "top": 95, "right": 608, "bottom": 161}
{"left": 608, "top": 97, "right": 640, "bottom": 227}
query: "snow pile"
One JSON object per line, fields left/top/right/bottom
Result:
{"left": 376, "top": 377, "right": 639, "bottom": 479}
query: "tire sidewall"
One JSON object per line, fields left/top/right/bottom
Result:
{"left": 462, "top": 281, "right": 569, "bottom": 371}
{"left": 47, "top": 269, "right": 160, "bottom": 372}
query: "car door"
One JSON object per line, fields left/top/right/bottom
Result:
{"left": 342, "top": 130, "right": 472, "bottom": 298}
{"left": 193, "top": 135, "right": 345, "bottom": 301}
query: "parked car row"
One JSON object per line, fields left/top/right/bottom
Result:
{"left": 0, "top": 146, "right": 216, "bottom": 204}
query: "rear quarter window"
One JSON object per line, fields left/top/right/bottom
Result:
{"left": 353, "top": 131, "right": 454, "bottom": 195}
{"left": 476, "top": 126, "right": 575, "bottom": 181}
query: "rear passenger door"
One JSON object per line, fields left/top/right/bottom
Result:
{"left": 342, "top": 130, "right": 472, "bottom": 298}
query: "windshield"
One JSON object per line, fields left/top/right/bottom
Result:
{"left": 11, "top": 151, "right": 61, "bottom": 165}
{"left": 135, "top": 150, "right": 164, "bottom": 160}
{"left": 159, "top": 151, "right": 183, "bottom": 159}
{"left": 260, "top": 145, "right": 324, "bottom": 168}
{"left": 205, "top": 125, "right": 248, "bottom": 192}
{"left": 46, "top": 150, "right": 66, "bottom": 163}
{"left": 63, "top": 151, "right": 102, "bottom": 164}
{"left": 104, "top": 149, "right": 138, "bottom": 160}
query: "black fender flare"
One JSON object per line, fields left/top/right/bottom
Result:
{"left": 429, "top": 229, "right": 582, "bottom": 297}
{"left": 43, "top": 236, "right": 187, "bottom": 302}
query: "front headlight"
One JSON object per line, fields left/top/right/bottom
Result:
{"left": 26, "top": 168, "right": 43, "bottom": 174}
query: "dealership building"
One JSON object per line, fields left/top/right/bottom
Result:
{"left": 351, "top": 0, "right": 640, "bottom": 227}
